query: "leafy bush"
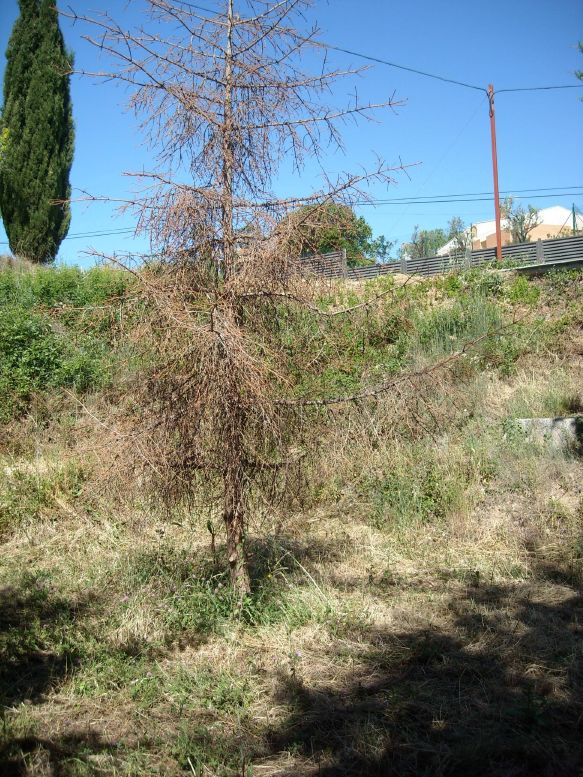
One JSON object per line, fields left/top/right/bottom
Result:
{"left": 436, "top": 268, "right": 504, "bottom": 300}
{"left": 0, "top": 306, "right": 108, "bottom": 419}
{"left": 414, "top": 294, "right": 502, "bottom": 357}
{"left": 505, "top": 275, "right": 540, "bottom": 305}
{"left": 0, "top": 264, "right": 131, "bottom": 308}
{"left": 0, "top": 264, "right": 135, "bottom": 422}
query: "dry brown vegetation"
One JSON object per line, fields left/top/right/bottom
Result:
{"left": 61, "top": 0, "right": 408, "bottom": 594}
{"left": 1, "top": 266, "right": 582, "bottom": 776}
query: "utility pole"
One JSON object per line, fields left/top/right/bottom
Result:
{"left": 573, "top": 203, "right": 577, "bottom": 236}
{"left": 488, "top": 84, "right": 502, "bottom": 261}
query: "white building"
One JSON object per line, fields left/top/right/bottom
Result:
{"left": 437, "top": 205, "right": 583, "bottom": 256}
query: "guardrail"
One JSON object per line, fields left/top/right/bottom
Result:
{"left": 303, "top": 234, "right": 583, "bottom": 280}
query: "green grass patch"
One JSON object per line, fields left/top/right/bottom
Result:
{"left": 364, "top": 449, "right": 469, "bottom": 529}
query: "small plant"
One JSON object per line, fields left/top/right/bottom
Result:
{"left": 413, "top": 292, "right": 505, "bottom": 366}
{"left": 166, "top": 666, "right": 253, "bottom": 715}
{"left": 365, "top": 450, "right": 467, "bottom": 529}
{"left": 506, "top": 275, "right": 540, "bottom": 305}
{"left": 171, "top": 722, "right": 256, "bottom": 776}
{"left": 0, "top": 460, "right": 86, "bottom": 538}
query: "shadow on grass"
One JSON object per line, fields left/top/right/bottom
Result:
{"left": 4, "top": 544, "right": 581, "bottom": 775}
{"left": 575, "top": 415, "right": 583, "bottom": 456}
{"left": 0, "top": 537, "right": 347, "bottom": 775}
{"left": 0, "top": 731, "right": 117, "bottom": 777}
{"left": 122, "top": 532, "right": 345, "bottom": 590}
{"left": 0, "top": 577, "right": 95, "bottom": 708}
{"left": 0, "top": 575, "right": 115, "bottom": 775}
{"left": 267, "top": 572, "right": 583, "bottom": 776}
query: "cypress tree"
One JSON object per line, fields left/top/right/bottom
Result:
{"left": 0, "top": 0, "right": 74, "bottom": 263}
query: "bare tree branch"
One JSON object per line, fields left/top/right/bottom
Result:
{"left": 67, "top": 0, "right": 412, "bottom": 595}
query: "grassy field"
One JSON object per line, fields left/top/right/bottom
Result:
{"left": 0, "top": 262, "right": 582, "bottom": 776}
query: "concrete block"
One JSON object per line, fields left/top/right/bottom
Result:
{"left": 515, "top": 416, "right": 583, "bottom": 454}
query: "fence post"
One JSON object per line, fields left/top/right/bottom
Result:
{"left": 341, "top": 248, "right": 348, "bottom": 279}
{"left": 464, "top": 244, "right": 472, "bottom": 268}
{"left": 400, "top": 255, "right": 407, "bottom": 274}
{"left": 536, "top": 239, "right": 544, "bottom": 264}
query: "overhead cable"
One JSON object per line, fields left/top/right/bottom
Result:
{"left": 170, "top": 1, "right": 583, "bottom": 94}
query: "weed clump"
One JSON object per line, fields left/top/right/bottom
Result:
{"left": 0, "top": 460, "right": 85, "bottom": 539}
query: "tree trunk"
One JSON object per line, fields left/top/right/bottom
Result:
{"left": 221, "top": 0, "right": 235, "bottom": 280}
{"left": 223, "top": 463, "right": 251, "bottom": 596}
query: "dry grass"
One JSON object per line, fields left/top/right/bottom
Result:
{"left": 1, "top": 270, "right": 582, "bottom": 776}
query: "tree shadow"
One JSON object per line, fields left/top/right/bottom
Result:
{"left": 245, "top": 534, "right": 349, "bottom": 585}
{"left": 0, "top": 575, "right": 114, "bottom": 775}
{"left": 0, "top": 578, "right": 94, "bottom": 707}
{"left": 574, "top": 415, "right": 583, "bottom": 456}
{"left": 124, "top": 533, "right": 346, "bottom": 591}
{"left": 267, "top": 576, "right": 583, "bottom": 776}
{"left": 0, "top": 731, "right": 116, "bottom": 777}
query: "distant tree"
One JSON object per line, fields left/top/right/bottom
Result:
{"left": 280, "top": 203, "right": 394, "bottom": 265}
{"left": 368, "top": 234, "right": 396, "bottom": 263}
{"left": 446, "top": 216, "right": 475, "bottom": 254}
{"left": 0, "top": 0, "right": 74, "bottom": 263}
{"left": 500, "top": 197, "right": 540, "bottom": 244}
{"left": 400, "top": 226, "right": 447, "bottom": 259}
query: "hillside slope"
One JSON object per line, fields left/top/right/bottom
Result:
{"left": 1, "top": 263, "right": 582, "bottom": 776}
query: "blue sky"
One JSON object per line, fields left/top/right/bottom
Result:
{"left": 1, "top": 0, "right": 582, "bottom": 266}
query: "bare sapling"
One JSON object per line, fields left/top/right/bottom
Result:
{"left": 66, "top": 0, "right": 406, "bottom": 594}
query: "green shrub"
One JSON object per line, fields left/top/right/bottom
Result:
{"left": 414, "top": 294, "right": 502, "bottom": 357}
{"left": 112, "top": 540, "right": 344, "bottom": 643}
{"left": 437, "top": 269, "right": 504, "bottom": 300}
{"left": 163, "top": 572, "right": 331, "bottom": 638}
{"left": 505, "top": 275, "right": 540, "bottom": 305}
{"left": 0, "top": 264, "right": 131, "bottom": 308}
{"left": 0, "top": 306, "right": 109, "bottom": 419}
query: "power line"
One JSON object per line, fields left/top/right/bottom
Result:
{"left": 175, "top": 2, "right": 486, "bottom": 92}
{"left": 1, "top": 189, "right": 579, "bottom": 246}
{"left": 358, "top": 192, "right": 582, "bottom": 207}
{"left": 321, "top": 44, "right": 486, "bottom": 93}
{"left": 66, "top": 228, "right": 135, "bottom": 238}
{"left": 56, "top": 229, "right": 134, "bottom": 240}
{"left": 0, "top": 228, "right": 135, "bottom": 246}
{"left": 171, "top": 0, "right": 583, "bottom": 95}
{"left": 321, "top": 44, "right": 583, "bottom": 94}
{"left": 384, "top": 93, "right": 487, "bottom": 237}
{"left": 1, "top": 186, "right": 580, "bottom": 241}
{"left": 497, "top": 85, "right": 583, "bottom": 93}
{"left": 373, "top": 186, "right": 583, "bottom": 202}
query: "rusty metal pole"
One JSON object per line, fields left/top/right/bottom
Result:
{"left": 488, "top": 84, "right": 502, "bottom": 261}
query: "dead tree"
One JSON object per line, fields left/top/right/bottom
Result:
{"left": 66, "top": 0, "right": 405, "bottom": 594}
